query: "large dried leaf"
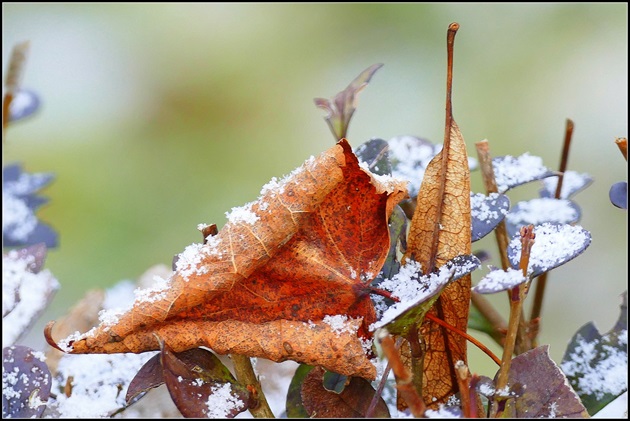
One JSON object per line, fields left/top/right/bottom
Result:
{"left": 504, "top": 345, "right": 589, "bottom": 418}
{"left": 46, "top": 139, "right": 407, "bottom": 380}
{"left": 301, "top": 366, "right": 390, "bottom": 418}
{"left": 314, "top": 64, "right": 383, "bottom": 140}
{"left": 404, "top": 120, "right": 471, "bottom": 408}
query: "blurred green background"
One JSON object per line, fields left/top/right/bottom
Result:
{"left": 3, "top": 3, "right": 627, "bottom": 376}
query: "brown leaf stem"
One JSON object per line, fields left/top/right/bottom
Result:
{"left": 231, "top": 354, "right": 274, "bottom": 418}
{"left": 377, "top": 330, "right": 426, "bottom": 417}
{"left": 3, "top": 41, "right": 30, "bottom": 133}
{"left": 475, "top": 139, "right": 530, "bottom": 354}
{"left": 491, "top": 225, "right": 535, "bottom": 417}
{"left": 615, "top": 137, "right": 627, "bottom": 161}
{"left": 454, "top": 361, "right": 477, "bottom": 418}
{"left": 365, "top": 336, "right": 403, "bottom": 418}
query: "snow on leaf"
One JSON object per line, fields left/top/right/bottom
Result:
{"left": 8, "top": 89, "right": 41, "bottom": 122}
{"left": 2, "top": 246, "right": 59, "bottom": 346}
{"left": 505, "top": 198, "right": 581, "bottom": 239}
{"left": 472, "top": 267, "right": 527, "bottom": 294}
{"left": 370, "top": 255, "right": 480, "bottom": 336}
{"left": 492, "top": 153, "right": 557, "bottom": 194}
{"left": 561, "top": 291, "right": 628, "bottom": 416}
{"left": 539, "top": 171, "right": 593, "bottom": 199}
{"left": 2, "top": 345, "right": 51, "bottom": 418}
{"left": 507, "top": 223, "right": 591, "bottom": 278}
{"left": 387, "top": 135, "right": 439, "bottom": 198}
{"left": 470, "top": 192, "right": 510, "bottom": 242}
{"left": 2, "top": 163, "right": 57, "bottom": 248}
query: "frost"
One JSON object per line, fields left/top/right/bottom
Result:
{"left": 50, "top": 352, "right": 157, "bottom": 418}
{"left": 225, "top": 201, "right": 259, "bottom": 225}
{"left": 471, "top": 192, "right": 507, "bottom": 223}
{"left": 473, "top": 267, "right": 527, "bottom": 294}
{"left": 493, "top": 153, "right": 553, "bottom": 193}
{"left": 370, "top": 260, "right": 453, "bottom": 331}
{"left": 322, "top": 315, "right": 357, "bottom": 336}
{"left": 508, "top": 223, "right": 591, "bottom": 276}
{"left": 205, "top": 383, "right": 244, "bottom": 418}
{"left": 561, "top": 329, "right": 628, "bottom": 400}
{"left": 506, "top": 198, "right": 579, "bottom": 227}
{"left": 387, "top": 135, "right": 437, "bottom": 197}
{"left": 2, "top": 250, "right": 59, "bottom": 347}
{"left": 174, "top": 242, "right": 210, "bottom": 280}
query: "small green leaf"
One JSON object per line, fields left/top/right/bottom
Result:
{"left": 314, "top": 63, "right": 383, "bottom": 141}
{"left": 286, "top": 364, "right": 313, "bottom": 418}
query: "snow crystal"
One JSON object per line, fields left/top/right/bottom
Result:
{"left": 471, "top": 192, "right": 507, "bottom": 224}
{"left": 358, "top": 161, "right": 408, "bottom": 192}
{"left": 174, "top": 242, "right": 212, "bottom": 280}
{"left": 561, "top": 329, "right": 628, "bottom": 400}
{"left": 542, "top": 171, "right": 592, "bottom": 199}
{"left": 225, "top": 201, "right": 259, "bottom": 225}
{"left": 370, "top": 261, "right": 453, "bottom": 331}
{"left": 133, "top": 273, "right": 170, "bottom": 304}
{"left": 493, "top": 153, "right": 550, "bottom": 193}
{"left": 322, "top": 315, "right": 357, "bottom": 336}
{"left": 387, "top": 136, "right": 437, "bottom": 197}
{"left": 507, "top": 198, "right": 578, "bottom": 226}
{"left": 2, "top": 251, "right": 59, "bottom": 347}
{"left": 51, "top": 352, "right": 157, "bottom": 418}
{"left": 509, "top": 223, "right": 590, "bottom": 275}
{"left": 2, "top": 192, "right": 38, "bottom": 241}
{"left": 473, "top": 267, "right": 527, "bottom": 294}
{"left": 205, "top": 383, "right": 244, "bottom": 418}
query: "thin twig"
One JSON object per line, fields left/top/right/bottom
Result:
{"left": 529, "top": 119, "right": 575, "bottom": 344}
{"left": 490, "top": 225, "right": 535, "bottom": 417}
{"left": 231, "top": 354, "right": 274, "bottom": 418}
{"left": 377, "top": 330, "right": 426, "bottom": 417}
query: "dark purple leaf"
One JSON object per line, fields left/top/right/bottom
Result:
{"left": 492, "top": 153, "right": 558, "bottom": 193}
{"left": 158, "top": 341, "right": 252, "bottom": 418}
{"left": 609, "top": 181, "right": 627, "bottom": 209}
{"left": 539, "top": 171, "right": 593, "bottom": 199}
{"left": 322, "top": 371, "right": 347, "bottom": 393}
{"left": 354, "top": 138, "right": 391, "bottom": 176}
{"left": 314, "top": 63, "right": 382, "bottom": 141}
{"left": 561, "top": 291, "right": 627, "bottom": 415}
{"left": 505, "top": 198, "right": 582, "bottom": 239}
{"left": 301, "top": 366, "right": 390, "bottom": 418}
{"left": 2, "top": 345, "right": 52, "bottom": 418}
{"left": 502, "top": 345, "right": 589, "bottom": 418}
{"left": 471, "top": 192, "right": 510, "bottom": 242}
{"left": 125, "top": 353, "right": 164, "bottom": 404}
{"left": 507, "top": 223, "right": 591, "bottom": 278}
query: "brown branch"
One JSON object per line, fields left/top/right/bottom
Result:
{"left": 231, "top": 354, "right": 274, "bottom": 418}
{"left": 377, "top": 330, "right": 426, "bottom": 417}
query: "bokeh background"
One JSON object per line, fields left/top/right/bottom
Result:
{"left": 3, "top": 3, "right": 627, "bottom": 377}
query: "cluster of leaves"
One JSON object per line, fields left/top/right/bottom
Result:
{"left": 3, "top": 28, "right": 627, "bottom": 419}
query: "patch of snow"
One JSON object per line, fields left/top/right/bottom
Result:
{"left": 473, "top": 267, "right": 527, "bottom": 294}
{"left": 507, "top": 198, "right": 578, "bottom": 226}
{"left": 205, "top": 383, "right": 244, "bottom": 418}
{"left": 561, "top": 329, "right": 628, "bottom": 400}
{"left": 322, "top": 315, "right": 357, "bottom": 336}
{"left": 225, "top": 201, "right": 259, "bottom": 225}
{"left": 493, "top": 153, "right": 550, "bottom": 193}
{"left": 2, "top": 251, "right": 59, "bottom": 347}
{"left": 370, "top": 260, "right": 453, "bottom": 331}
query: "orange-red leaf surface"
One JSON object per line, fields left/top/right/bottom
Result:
{"left": 404, "top": 120, "right": 472, "bottom": 407}
{"left": 45, "top": 139, "right": 407, "bottom": 379}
